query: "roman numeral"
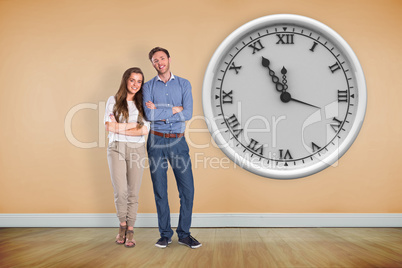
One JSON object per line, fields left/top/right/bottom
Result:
{"left": 229, "top": 62, "right": 242, "bottom": 74}
{"left": 248, "top": 40, "right": 265, "bottom": 54}
{"left": 330, "top": 117, "right": 342, "bottom": 132}
{"left": 279, "top": 149, "right": 293, "bottom": 160}
{"left": 247, "top": 138, "right": 264, "bottom": 155}
{"left": 312, "top": 142, "right": 321, "bottom": 152}
{"left": 222, "top": 90, "right": 233, "bottom": 104}
{"left": 329, "top": 62, "right": 341, "bottom": 73}
{"left": 232, "top": 128, "right": 243, "bottom": 138}
{"left": 310, "top": 41, "right": 318, "bottom": 52}
{"left": 338, "top": 90, "right": 348, "bottom": 102}
{"left": 276, "top": 34, "right": 294, "bottom": 44}
{"left": 226, "top": 114, "right": 243, "bottom": 138}
{"left": 227, "top": 114, "right": 240, "bottom": 129}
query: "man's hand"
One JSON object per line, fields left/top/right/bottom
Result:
{"left": 172, "top": 106, "right": 183, "bottom": 114}
{"left": 146, "top": 101, "right": 156, "bottom": 109}
{"left": 146, "top": 101, "right": 183, "bottom": 121}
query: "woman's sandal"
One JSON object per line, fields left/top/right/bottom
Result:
{"left": 115, "top": 224, "right": 127, "bottom": 245}
{"left": 124, "top": 230, "right": 136, "bottom": 248}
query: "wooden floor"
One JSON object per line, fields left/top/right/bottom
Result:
{"left": 0, "top": 228, "right": 401, "bottom": 267}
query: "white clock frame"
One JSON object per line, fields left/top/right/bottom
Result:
{"left": 202, "top": 14, "right": 367, "bottom": 179}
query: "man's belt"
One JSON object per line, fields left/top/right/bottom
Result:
{"left": 151, "top": 130, "right": 184, "bottom": 138}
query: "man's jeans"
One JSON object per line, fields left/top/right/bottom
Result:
{"left": 147, "top": 134, "right": 194, "bottom": 239}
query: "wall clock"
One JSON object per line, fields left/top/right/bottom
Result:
{"left": 202, "top": 14, "right": 367, "bottom": 179}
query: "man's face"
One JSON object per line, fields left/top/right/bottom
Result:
{"left": 151, "top": 51, "right": 170, "bottom": 75}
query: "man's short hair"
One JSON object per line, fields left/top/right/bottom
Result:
{"left": 149, "top": 47, "right": 170, "bottom": 61}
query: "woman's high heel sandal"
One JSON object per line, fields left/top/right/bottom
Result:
{"left": 115, "top": 224, "right": 127, "bottom": 245}
{"left": 124, "top": 230, "right": 136, "bottom": 248}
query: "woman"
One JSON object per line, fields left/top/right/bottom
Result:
{"left": 104, "top": 67, "right": 150, "bottom": 248}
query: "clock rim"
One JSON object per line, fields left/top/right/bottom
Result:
{"left": 202, "top": 14, "right": 367, "bottom": 179}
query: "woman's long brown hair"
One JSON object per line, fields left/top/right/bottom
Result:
{"left": 113, "top": 67, "right": 145, "bottom": 128}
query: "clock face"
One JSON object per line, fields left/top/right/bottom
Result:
{"left": 202, "top": 14, "right": 367, "bottom": 179}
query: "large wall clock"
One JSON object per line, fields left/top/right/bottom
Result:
{"left": 202, "top": 14, "right": 367, "bottom": 179}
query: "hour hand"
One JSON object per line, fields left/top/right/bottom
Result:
{"left": 261, "top": 57, "right": 284, "bottom": 92}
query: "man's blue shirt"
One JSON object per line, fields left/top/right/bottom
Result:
{"left": 143, "top": 74, "right": 193, "bottom": 133}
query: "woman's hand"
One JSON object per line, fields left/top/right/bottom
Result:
{"left": 109, "top": 114, "right": 117, "bottom": 122}
{"left": 106, "top": 114, "right": 137, "bottom": 133}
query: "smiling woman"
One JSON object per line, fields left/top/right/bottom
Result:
{"left": 104, "top": 67, "right": 151, "bottom": 248}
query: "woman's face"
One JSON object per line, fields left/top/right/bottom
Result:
{"left": 126, "top": 72, "right": 143, "bottom": 96}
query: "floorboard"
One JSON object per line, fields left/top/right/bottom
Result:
{"left": 0, "top": 227, "right": 401, "bottom": 267}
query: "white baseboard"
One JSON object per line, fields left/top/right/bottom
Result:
{"left": 0, "top": 213, "right": 401, "bottom": 228}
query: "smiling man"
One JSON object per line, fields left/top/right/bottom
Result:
{"left": 143, "top": 47, "right": 201, "bottom": 249}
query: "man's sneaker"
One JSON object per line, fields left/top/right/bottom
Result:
{"left": 178, "top": 235, "right": 202, "bottom": 249}
{"left": 155, "top": 237, "right": 172, "bottom": 248}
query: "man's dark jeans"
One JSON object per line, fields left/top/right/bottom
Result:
{"left": 147, "top": 134, "right": 194, "bottom": 239}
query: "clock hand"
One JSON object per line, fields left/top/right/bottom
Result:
{"left": 280, "top": 92, "right": 321, "bottom": 109}
{"left": 261, "top": 57, "right": 284, "bottom": 92}
{"left": 261, "top": 58, "right": 317, "bottom": 108}
{"left": 281, "top": 66, "right": 288, "bottom": 92}
{"left": 278, "top": 66, "right": 319, "bottom": 108}
{"left": 290, "top": 97, "right": 320, "bottom": 109}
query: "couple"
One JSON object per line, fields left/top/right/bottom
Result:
{"left": 104, "top": 47, "right": 201, "bottom": 249}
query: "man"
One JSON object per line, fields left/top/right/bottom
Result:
{"left": 143, "top": 47, "right": 201, "bottom": 249}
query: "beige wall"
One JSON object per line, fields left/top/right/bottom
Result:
{"left": 0, "top": 0, "right": 401, "bottom": 214}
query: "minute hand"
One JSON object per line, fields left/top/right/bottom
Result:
{"left": 261, "top": 57, "right": 284, "bottom": 92}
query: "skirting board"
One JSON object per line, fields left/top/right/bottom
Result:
{"left": 1, "top": 213, "right": 401, "bottom": 228}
